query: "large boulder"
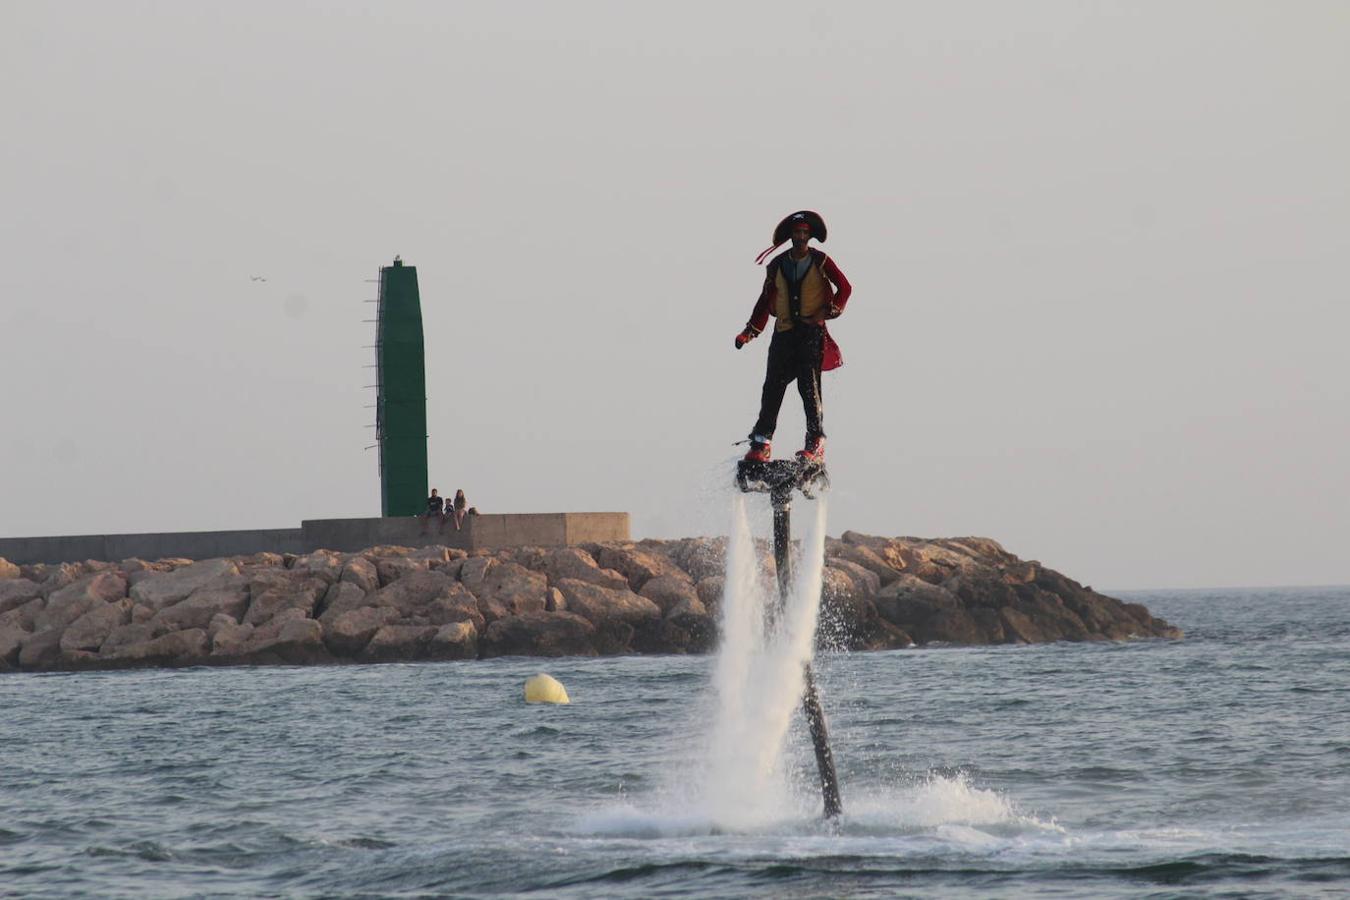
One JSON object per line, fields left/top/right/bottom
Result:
{"left": 998, "top": 605, "right": 1050, "bottom": 644}
{"left": 501, "top": 546, "right": 550, "bottom": 572}
{"left": 0, "top": 578, "right": 42, "bottom": 613}
{"left": 828, "top": 543, "right": 904, "bottom": 585}
{"left": 0, "top": 598, "right": 43, "bottom": 633}
{"left": 323, "top": 606, "right": 400, "bottom": 656}
{"left": 457, "top": 556, "right": 495, "bottom": 591}
{"left": 105, "top": 628, "right": 209, "bottom": 665}
{"left": 553, "top": 578, "right": 661, "bottom": 628}
{"left": 840, "top": 531, "right": 914, "bottom": 570}
{"left": 999, "top": 560, "right": 1041, "bottom": 584}
{"left": 361, "top": 544, "right": 414, "bottom": 558}
{"left": 153, "top": 583, "right": 250, "bottom": 632}
{"left": 376, "top": 556, "right": 429, "bottom": 587}
{"left": 60, "top": 599, "right": 134, "bottom": 653}
{"left": 1120, "top": 602, "right": 1183, "bottom": 639}
{"left": 18, "top": 628, "right": 65, "bottom": 668}
{"left": 289, "top": 550, "right": 344, "bottom": 585}
{"left": 1010, "top": 585, "right": 1091, "bottom": 641}
{"left": 819, "top": 564, "right": 865, "bottom": 610}
{"left": 238, "top": 551, "right": 287, "bottom": 569}
{"left": 838, "top": 530, "right": 892, "bottom": 551}
{"left": 0, "top": 558, "right": 20, "bottom": 580}
{"left": 943, "top": 569, "right": 1020, "bottom": 610}
{"left": 317, "top": 581, "right": 370, "bottom": 622}
{"left": 659, "top": 596, "right": 716, "bottom": 654}
{"left": 0, "top": 624, "right": 29, "bottom": 667}
{"left": 429, "top": 621, "right": 477, "bottom": 660}
{"left": 899, "top": 540, "right": 984, "bottom": 584}
{"left": 873, "top": 575, "right": 961, "bottom": 631}
{"left": 465, "top": 562, "right": 548, "bottom": 623}
{"left": 339, "top": 556, "right": 380, "bottom": 594}
{"left": 360, "top": 624, "right": 438, "bottom": 661}
{"left": 670, "top": 537, "right": 727, "bottom": 582}
{"left": 480, "top": 611, "right": 597, "bottom": 658}
{"left": 409, "top": 545, "right": 465, "bottom": 562}
{"left": 101, "top": 622, "right": 164, "bottom": 657}
{"left": 129, "top": 559, "right": 241, "bottom": 611}
{"left": 594, "top": 545, "right": 683, "bottom": 591}
{"left": 35, "top": 563, "right": 86, "bottom": 597}
{"left": 35, "top": 572, "right": 128, "bottom": 633}
{"left": 1037, "top": 571, "right": 1143, "bottom": 639}
{"left": 638, "top": 575, "right": 700, "bottom": 616}
{"left": 695, "top": 576, "right": 725, "bottom": 615}
{"left": 874, "top": 619, "right": 915, "bottom": 648}
{"left": 423, "top": 583, "right": 485, "bottom": 631}
{"left": 206, "top": 613, "right": 238, "bottom": 642}
{"left": 51, "top": 570, "right": 128, "bottom": 604}
{"left": 914, "top": 608, "right": 985, "bottom": 645}
{"left": 430, "top": 557, "right": 468, "bottom": 579}
{"left": 826, "top": 558, "right": 882, "bottom": 598}
{"left": 208, "top": 621, "right": 255, "bottom": 657}
{"left": 543, "top": 547, "right": 629, "bottom": 591}
{"left": 969, "top": 607, "right": 1006, "bottom": 643}
{"left": 243, "top": 574, "right": 326, "bottom": 627}
{"left": 126, "top": 568, "right": 165, "bottom": 592}
{"left": 818, "top": 567, "right": 886, "bottom": 651}
{"left": 941, "top": 536, "right": 1015, "bottom": 565}
{"left": 117, "top": 558, "right": 158, "bottom": 575}
{"left": 369, "top": 570, "right": 460, "bottom": 619}
{"left": 240, "top": 616, "right": 328, "bottom": 663}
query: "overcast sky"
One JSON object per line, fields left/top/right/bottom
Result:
{"left": 2, "top": 1, "right": 1347, "bottom": 589}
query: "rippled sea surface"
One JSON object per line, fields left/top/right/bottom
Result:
{"left": 4, "top": 586, "right": 1349, "bottom": 898}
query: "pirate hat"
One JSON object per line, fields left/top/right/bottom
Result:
{"left": 756, "top": 210, "right": 828, "bottom": 264}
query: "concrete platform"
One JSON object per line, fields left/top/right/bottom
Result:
{"left": 0, "top": 512, "right": 630, "bottom": 565}
{"left": 300, "top": 512, "right": 630, "bottom": 554}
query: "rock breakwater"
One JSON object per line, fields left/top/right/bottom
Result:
{"left": 0, "top": 533, "right": 1180, "bottom": 673}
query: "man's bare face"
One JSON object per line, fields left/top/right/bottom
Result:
{"left": 791, "top": 224, "right": 811, "bottom": 247}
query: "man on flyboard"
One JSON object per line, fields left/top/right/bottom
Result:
{"left": 734, "top": 210, "right": 852, "bottom": 465}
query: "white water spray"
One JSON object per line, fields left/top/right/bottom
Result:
{"left": 576, "top": 493, "right": 1058, "bottom": 845}
{"left": 694, "top": 493, "right": 830, "bottom": 829}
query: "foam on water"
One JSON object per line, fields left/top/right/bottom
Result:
{"left": 843, "top": 771, "right": 1061, "bottom": 834}
{"left": 573, "top": 770, "right": 1064, "bottom": 851}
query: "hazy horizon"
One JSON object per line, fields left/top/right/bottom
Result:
{"left": 3, "top": 2, "right": 1347, "bottom": 591}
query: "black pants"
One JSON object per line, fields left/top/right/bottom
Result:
{"left": 751, "top": 324, "right": 824, "bottom": 441}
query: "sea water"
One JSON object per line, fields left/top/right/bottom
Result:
{"left": 3, "top": 511, "right": 1349, "bottom": 896}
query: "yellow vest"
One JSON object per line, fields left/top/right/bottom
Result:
{"left": 773, "top": 255, "right": 832, "bottom": 331}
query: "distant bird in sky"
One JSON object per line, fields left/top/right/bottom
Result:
{"left": 250, "top": 275, "right": 267, "bottom": 282}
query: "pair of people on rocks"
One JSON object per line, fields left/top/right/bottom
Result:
{"left": 420, "top": 488, "right": 469, "bottom": 533}
{"left": 734, "top": 210, "right": 852, "bottom": 464}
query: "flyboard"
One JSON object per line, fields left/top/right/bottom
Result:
{"left": 735, "top": 457, "right": 842, "bottom": 818}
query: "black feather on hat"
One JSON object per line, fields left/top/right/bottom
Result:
{"left": 756, "top": 210, "right": 827, "bottom": 264}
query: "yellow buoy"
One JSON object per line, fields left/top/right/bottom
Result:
{"left": 524, "top": 673, "right": 570, "bottom": 704}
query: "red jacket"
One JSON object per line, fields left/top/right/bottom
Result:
{"left": 744, "top": 249, "right": 852, "bottom": 370}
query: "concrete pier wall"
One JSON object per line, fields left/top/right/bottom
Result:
{"left": 0, "top": 513, "right": 631, "bottom": 565}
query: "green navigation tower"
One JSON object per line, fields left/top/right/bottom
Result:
{"left": 375, "top": 257, "right": 428, "bottom": 516}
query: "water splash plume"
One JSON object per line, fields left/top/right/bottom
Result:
{"left": 692, "top": 494, "right": 829, "bottom": 829}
